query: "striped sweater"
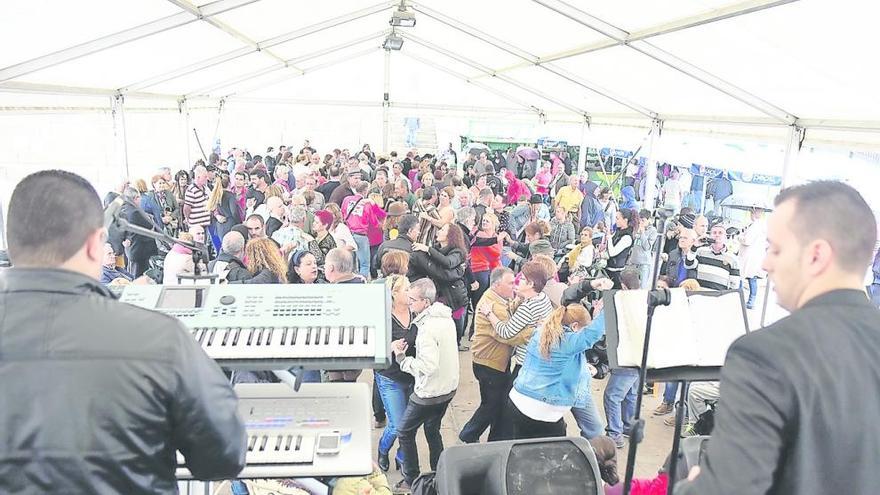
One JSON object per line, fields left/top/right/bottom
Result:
{"left": 684, "top": 244, "right": 740, "bottom": 290}
{"left": 184, "top": 183, "right": 211, "bottom": 228}
{"left": 492, "top": 292, "right": 553, "bottom": 366}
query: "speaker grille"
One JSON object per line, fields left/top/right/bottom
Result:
{"left": 506, "top": 441, "right": 597, "bottom": 495}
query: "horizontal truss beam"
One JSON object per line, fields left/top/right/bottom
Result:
{"left": 0, "top": 0, "right": 258, "bottom": 83}
{"left": 121, "top": 1, "right": 393, "bottom": 93}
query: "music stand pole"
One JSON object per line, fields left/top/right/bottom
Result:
{"left": 622, "top": 213, "right": 670, "bottom": 495}
{"left": 665, "top": 381, "right": 690, "bottom": 495}
{"left": 621, "top": 297, "right": 662, "bottom": 495}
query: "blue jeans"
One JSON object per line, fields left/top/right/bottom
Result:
{"left": 746, "top": 276, "right": 758, "bottom": 306}
{"left": 570, "top": 378, "right": 604, "bottom": 439}
{"left": 870, "top": 283, "right": 880, "bottom": 308}
{"left": 604, "top": 368, "right": 640, "bottom": 438}
{"left": 636, "top": 263, "right": 652, "bottom": 290}
{"left": 375, "top": 373, "right": 410, "bottom": 463}
{"left": 352, "top": 234, "right": 371, "bottom": 278}
{"left": 298, "top": 369, "right": 322, "bottom": 383}
{"left": 663, "top": 382, "right": 678, "bottom": 404}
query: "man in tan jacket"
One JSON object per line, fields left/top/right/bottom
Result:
{"left": 459, "top": 267, "right": 519, "bottom": 443}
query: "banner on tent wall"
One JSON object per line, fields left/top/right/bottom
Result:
{"left": 690, "top": 164, "right": 782, "bottom": 186}
{"left": 537, "top": 138, "right": 567, "bottom": 148}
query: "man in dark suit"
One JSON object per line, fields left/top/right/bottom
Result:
{"left": 121, "top": 187, "right": 158, "bottom": 277}
{"left": 676, "top": 181, "right": 880, "bottom": 495}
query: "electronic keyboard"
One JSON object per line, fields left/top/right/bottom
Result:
{"left": 176, "top": 383, "right": 372, "bottom": 479}
{"left": 118, "top": 284, "right": 391, "bottom": 370}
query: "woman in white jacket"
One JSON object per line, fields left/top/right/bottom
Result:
{"left": 391, "top": 278, "right": 460, "bottom": 492}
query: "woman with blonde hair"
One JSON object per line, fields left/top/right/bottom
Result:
{"left": 469, "top": 212, "right": 503, "bottom": 308}
{"left": 273, "top": 164, "right": 291, "bottom": 192}
{"left": 232, "top": 238, "right": 288, "bottom": 284}
{"left": 375, "top": 274, "right": 418, "bottom": 472}
{"left": 506, "top": 303, "right": 606, "bottom": 440}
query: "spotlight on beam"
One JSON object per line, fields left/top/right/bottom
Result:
{"left": 390, "top": 0, "right": 416, "bottom": 27}
{"left": 383, "top": 33, "right": 404, "bottom": 51}
{"left": 390, "top": 9, "right": 416, "bottom": 27}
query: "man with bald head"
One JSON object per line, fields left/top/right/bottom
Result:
{"left": 662, "top": 227, "right": 698, "bottom": 287}
{"left": 184, "top": 164, "right": 211, "bottom": 230}
{"left": 209, "top": 231, "right": 251, "bottom": 282}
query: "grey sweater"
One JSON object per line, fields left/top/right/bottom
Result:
{"left": 629, "top": 226, "right": 657, "bottom": 266}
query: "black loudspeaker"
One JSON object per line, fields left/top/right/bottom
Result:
{"left": 436, "top": 437, "right": 602, "bottom": 495}
{"left": 672, "top": 435, "right": 710, "bottom": 483}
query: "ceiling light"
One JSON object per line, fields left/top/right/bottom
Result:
{"left": 383, "top": 33, "right": 404, "bottom": 51}
{"left": 390, "top": 9, "right": 416, "bottom": 27}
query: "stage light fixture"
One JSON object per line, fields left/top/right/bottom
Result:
{"left": 383, "top": 33, "right": 404, "bottom": 51}
{"left": 390, "top": 9, "right": 416, "bottom": 27}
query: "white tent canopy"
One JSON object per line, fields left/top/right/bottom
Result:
{"left": 2, "top": 0, "right": 880, "bottom": 197}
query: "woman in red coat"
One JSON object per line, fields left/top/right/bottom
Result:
{"left": 469, "top": 212, "right": 503, "bottom": 314}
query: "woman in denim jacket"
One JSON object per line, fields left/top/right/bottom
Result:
{"left": 506, "top": 303, "right": 606, "bottom": 439}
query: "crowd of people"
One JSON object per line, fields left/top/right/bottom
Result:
{"left": 85, "top": 140, "right": 880, "bottom": 494}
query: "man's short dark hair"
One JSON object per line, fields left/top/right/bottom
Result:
{"left": 252, "top": 169, "right": 270, "bottom": 184}
{"left": 328, "top": 165, "right": 341, "bottom": 178}
{"left": 245, "top": 214, "right": 264, "bottom": 226}
{"left": 620, "top": 268, "right": 641, "bottom": 290}
{"left": 398, "top": 214, "right": 419, "bottom": 237}
{"left": 7, "top": 170, "right": 103, "bottom": 266}
{"left": 775, "top": 180, "right": 877, "bottom": 273}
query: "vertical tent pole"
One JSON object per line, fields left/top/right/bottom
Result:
{"left": 760, "top": 124, "right": 803, "bottom": 327}
{"left": 119, "top": 95, "right": 130, "bottom": 180}
{"left": 382, "top": 48, "right": 391, "bottom": 153}
{"left": 112, "top": 94, "right": 131, "bottom": 181}
{"left": 577, "top": 115, "right": 589, "bottom": 174}
{"left": 181, "top": 98, "right": 192, "bottom": 168}
{"left": 643, "top": 119, "right": 662, "bottom": 210}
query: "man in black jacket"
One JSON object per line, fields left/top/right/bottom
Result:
{"left": 316, "top": 165, "right": 341, "bottom": 203}
{"left": 121, "top": 187, "right": 158, "bottom": 277}
{"left": 208, "top": 231, "right": 252, "bottom": 282}
{"left": 1, "top": 170, "right": 246, "bottom": 494}
{"left": 375, "top": 214, "right": 419, "bottom": 276}
{"left": 676, "top": 181, "right": 880, "bottom": 495}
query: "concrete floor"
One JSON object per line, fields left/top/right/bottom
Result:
{"left": 370, "top": 279, "right": 783, "bottom": 487}
{"left": 209, "top": 280, "right": 781, "bottom": 493}
{"left": 365, "top": 350, "right": 675, "bottom": 486}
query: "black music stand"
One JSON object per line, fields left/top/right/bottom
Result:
{"left": 603, "top": 288, "right": 749, "bottom": 495}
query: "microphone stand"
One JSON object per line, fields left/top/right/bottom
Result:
{"left": 113, "top": 216, "right": 209, "bottom": 262}
{"left": 109, "top": 201, "right": 215, "bottom": 284}
{"left": 622, "top": 211, "right": 672, "bottom": 495}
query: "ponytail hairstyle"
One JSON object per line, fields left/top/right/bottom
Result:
{"left": 539, "top": 303, "right": 591, "bottom": 358}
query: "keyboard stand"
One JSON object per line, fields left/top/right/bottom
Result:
{"left": 273, "top": 369, "right": 305, "bottom": 392}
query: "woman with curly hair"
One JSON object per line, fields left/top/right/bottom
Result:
{"left": 231, "top": 238, "right": 287, "bottom": 284}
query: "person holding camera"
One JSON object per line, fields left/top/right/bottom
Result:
{"left": 631, "top": 209, "right": 659, "bottom": 289}
{"left": 600, "top": 209, "right": 638, "bottom": 289}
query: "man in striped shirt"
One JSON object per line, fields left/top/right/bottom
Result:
{"left": 184, "top": 165, "right": 211, "bottom": 230}
{"left": 477, "top": 261, "right": 553, "bottom": 374}
{"left": 684, "top": 224, "right": 740, "bottom": 290}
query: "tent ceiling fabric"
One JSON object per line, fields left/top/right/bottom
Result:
{"left": 1, "top": 0, "right": 878, "bottom": 133}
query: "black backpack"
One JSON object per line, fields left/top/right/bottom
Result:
{"left": 693, "top": 400, "right": 717, "bottom": 436}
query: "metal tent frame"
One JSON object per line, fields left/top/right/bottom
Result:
{"left": 2, "top": 0, "right": 880, "bottom": 171}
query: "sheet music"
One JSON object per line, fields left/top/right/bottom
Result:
{"left": 611, "top": 289, "right": 748, "bottom": 369}
{"left": 688, "top": 291, "right": 748, "bottom": 366}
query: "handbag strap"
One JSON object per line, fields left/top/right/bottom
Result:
{"left": 344, "top": 197, "right": 364, "bottom": 222}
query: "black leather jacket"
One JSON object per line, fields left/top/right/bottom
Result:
{"left": 0, "top": 268, "right": 247, "bottom": 494}
{"left": 410, "top": 245, "right": 470, "bottom": 310}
